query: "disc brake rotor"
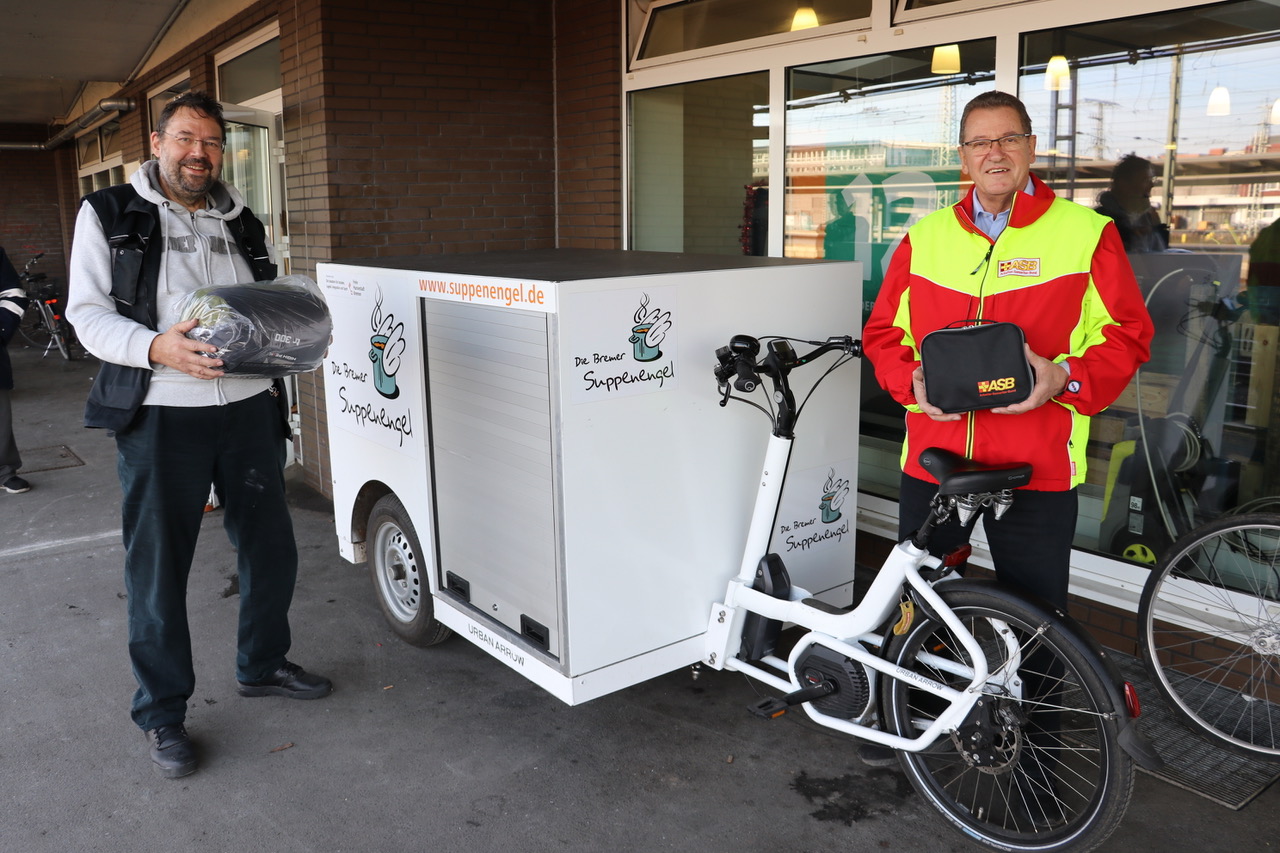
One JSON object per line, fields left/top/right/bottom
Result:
{"left": 949, "top": 693, "right": 1026, "bottom": 774}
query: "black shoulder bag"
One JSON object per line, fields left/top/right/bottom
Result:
{"left": 919, "top": 319, "right": 1034, "bottom": 413}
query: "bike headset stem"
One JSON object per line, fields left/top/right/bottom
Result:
{"left": 742, "top": 336, "right": 953, "bottom": 558}
{"left": 748, "top": 337, "right": 856, "bottom": 440}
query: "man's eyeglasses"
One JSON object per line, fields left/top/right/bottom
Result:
{"left": 959, "top": 133, "right": 1032, "bottom": 154}
{"left": 159, "top": 132, "right": 225, "bottom": 152}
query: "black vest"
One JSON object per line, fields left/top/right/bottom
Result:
{"left": 81, "top": 184, "right": 278, "bottom": 432}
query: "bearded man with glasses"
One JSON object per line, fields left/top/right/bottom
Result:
{"left": 67, "top": 91, "right": 332, "bottom": 780}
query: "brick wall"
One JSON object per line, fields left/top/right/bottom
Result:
{"left": 280, "top": 0, "right": 561, "bottom": 493}
{"left": 0, "top": 0, "right": 625, "bottom": 499}
{"left": 554, "top": 0, "right": 623, "bottom": 249}
{"left": 0, "top": 127, "right": 73, "bottom": 288}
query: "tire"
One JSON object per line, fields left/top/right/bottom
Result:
{"left": 16, "top": 306, "right": 53, "bottom": 350}
{"left": 880, "top": 583, "right": 1133, "bottom": 853}
{"left": 367, "top": 494, "right": 452, "bottom": 647}
{"left": 45, "top": 306, "right": 72, "bottom": 360}
{"left": 1139, "top": 513, "right": 1280, "bottom": 759}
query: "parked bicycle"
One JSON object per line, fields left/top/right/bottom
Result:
{"left": 706, "top": 333, "right": 1160, "bottom": 852}
{"left": 1139, "top": 511, "right": 1280, "bottom": 760}
{"left": 17, "top": 252, "right": 77, "bottom": 360}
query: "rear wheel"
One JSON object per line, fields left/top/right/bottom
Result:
{"left": 1140, "top": 513, "right": 1280, "bottom": 759}
{"left": 368, "top": 493, "right": 452, "bottom": 647}
{"left": 880, "top": 584, "right": 1133, "bottom": 853}
{"left": 16, "top": 305, "right": 53, "bottom": 350}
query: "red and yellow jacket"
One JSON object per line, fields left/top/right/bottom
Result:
{"left": 863, "top": 174, "right": 1154, "bottom": 491}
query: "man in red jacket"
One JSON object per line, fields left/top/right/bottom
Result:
{"left": 859, "top": 91, "right": 1153, "bottom": 786}
{"left": 863, "top": 90, "right": 1153, "bottom": 609}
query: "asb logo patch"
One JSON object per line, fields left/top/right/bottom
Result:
{"left": 998, "top": 257, "right": 1041, "bottom": 277}
{"left": 977, "top": 376, "right": 1018, "bottom": 395}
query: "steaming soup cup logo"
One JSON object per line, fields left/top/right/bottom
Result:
{"left": 820, "top": 469, "right": 850, "bottom": 523}
{"left": 630, "top": 293, "right": 672, "bottom": 363}
{"left": 369, "top": 336, "right": 398, "bottom": 398}
{"left": 368, "top": 290, "right": 405, "bottom": 400}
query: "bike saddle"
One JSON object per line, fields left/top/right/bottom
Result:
{"left": 918, "top": 447, "right": 1032, "bottom": 496}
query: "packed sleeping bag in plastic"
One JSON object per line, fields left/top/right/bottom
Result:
{"left": 178, "top": 275, "right": 331, "bottom": 376}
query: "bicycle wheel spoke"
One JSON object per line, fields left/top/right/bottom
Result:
{"left": 882, "top": 587, "right": 1132, "bottom": 851}
{"left": 1143, "top": 515, "right": 1280, "bottom": 757}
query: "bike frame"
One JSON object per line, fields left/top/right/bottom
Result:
{"left": 19, "top": 252, "right": 74, "bottom": 360}
{"left": 701, "top": 338, "right": 1021, "bottom": 753}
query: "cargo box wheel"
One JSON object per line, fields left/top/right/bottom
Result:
{"left": 368, "top": 494, "right": 452, "bottom": 646}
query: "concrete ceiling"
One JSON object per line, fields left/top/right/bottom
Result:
{"left": 0, "top": 0, "right": 187, "bottom": 128}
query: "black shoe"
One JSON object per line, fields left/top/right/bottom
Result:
{"left": 237, "top": 661, "right": 333, "bottom": 699}
{"left": 146, "top": 724, "right": 197, "bottom": 779}
{"left": 1, "top": 475, "right": 30, "bottom": 494}
{"left": 858, "top": 742, "right": 898, "bottom": 768}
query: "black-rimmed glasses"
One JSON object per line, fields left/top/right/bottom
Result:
{"left": 158, "top": 132, "right": 225, "bottom": 152}
{"left": 959, "top": 133, "right": 1032, "bottom": 154}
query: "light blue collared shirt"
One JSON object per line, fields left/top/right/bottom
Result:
{"left": 972, "top": 178, "right": 1035, "bottom": 241}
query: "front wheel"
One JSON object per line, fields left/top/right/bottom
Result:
{"left": 880, "top": 584, "right": 1133, "bottom": 853}
{"left": 44, "top": 305, "right": 72, "bottom": 360}
{"left": 1140, "top": 513, "right": 1280, "bottom": 759}
{"left": 367, "top": 494, "right": 452, "bottom": 647}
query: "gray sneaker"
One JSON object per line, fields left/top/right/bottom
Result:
{"left": 1, "top": 475, "right": 30, "bottom": 494}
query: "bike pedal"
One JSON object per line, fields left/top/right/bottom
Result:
{"left": 749, "top": 697, "right": 789, "bottom": 719}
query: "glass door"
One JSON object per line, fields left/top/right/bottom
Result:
{"left": 219, "top": 101, "right": 300, "bottom": 464}
{"left": 219, "top": 102, "right": 287, "bottom": 273}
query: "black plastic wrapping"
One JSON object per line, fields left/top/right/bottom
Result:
{"left": 179, "top": 275, "right": 332, "bottom": 377}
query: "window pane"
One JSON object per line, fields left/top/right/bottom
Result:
{"left": 99, "top": 121, "right": 121, "bottom": 159}
{"left": 221, "top": 120, "right": 274, "bottom": 240}
{"left": 631, "top": 73, "right": 769, "bottom": 255}
{"left": 149, "top": 81, "right": 190, "bottom": 133}
{"left": 787, "top": 41, "right": 996, "bottom": 497}
{"left": 640, "top": 0, "right": 870, "bottom": 59}
{"left": 218, "top": 38, "right": 281, "bottom": 105}
{"left": 1020, "top": 1, "right": 1280, "bottom": 563}
{"left": 76, "top": 133, "right": 100, "bottom": 168}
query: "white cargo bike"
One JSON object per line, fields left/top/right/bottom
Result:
{"left": 320, "top": 250, "right": 1158, "bottom": 853}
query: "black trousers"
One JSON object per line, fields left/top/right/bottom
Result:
{"left": 897, "top": 473, "right": 1077, "bottom": 609}
{"left": 116, "top": 390, "right": 297, "bottom": 731}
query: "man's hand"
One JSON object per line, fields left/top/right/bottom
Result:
{"left": 989, "top": 344, "right": 1069, "bottom": 415}
{"left": 911, "top": 366, "right": 962, "bottom": 422}
{"left": 148, "top": 318, "right": 224, "bottom": 379}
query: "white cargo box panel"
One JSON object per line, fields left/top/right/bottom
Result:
{"left": 320, "top": 250, "right": 860, "bottom": 704}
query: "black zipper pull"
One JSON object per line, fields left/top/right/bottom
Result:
{"left": 971, "top": 243, "right": 994, "bottom": 275}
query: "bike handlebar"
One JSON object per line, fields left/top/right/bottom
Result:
{"left": 714, "top": 335, "right": 859, "bottom": 386}
{"left": 714, "top": 334, "right": 861, "bottom": 437}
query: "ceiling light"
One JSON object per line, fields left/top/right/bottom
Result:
{"left": 931, "top": 45, "right": 961, "bottom": 75}
{"left": 1270, "top": 98, "right": 1280, "bottom": 125}
{"left": 1045, "top": 55, "right": 1070, "bottom": 91}
{"left": 791, "top": 4, "right": 819, "bottom": 31}
{"left": 1207, "top": 86, "right": 1230, "bottom": 116}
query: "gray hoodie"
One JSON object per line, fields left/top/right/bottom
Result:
{"left": 67, "top": 160, "right": 271, "bottom": 408}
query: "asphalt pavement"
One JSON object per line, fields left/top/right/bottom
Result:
{"left": 2, "top": 340, "right": 1278, "bottom": 853}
